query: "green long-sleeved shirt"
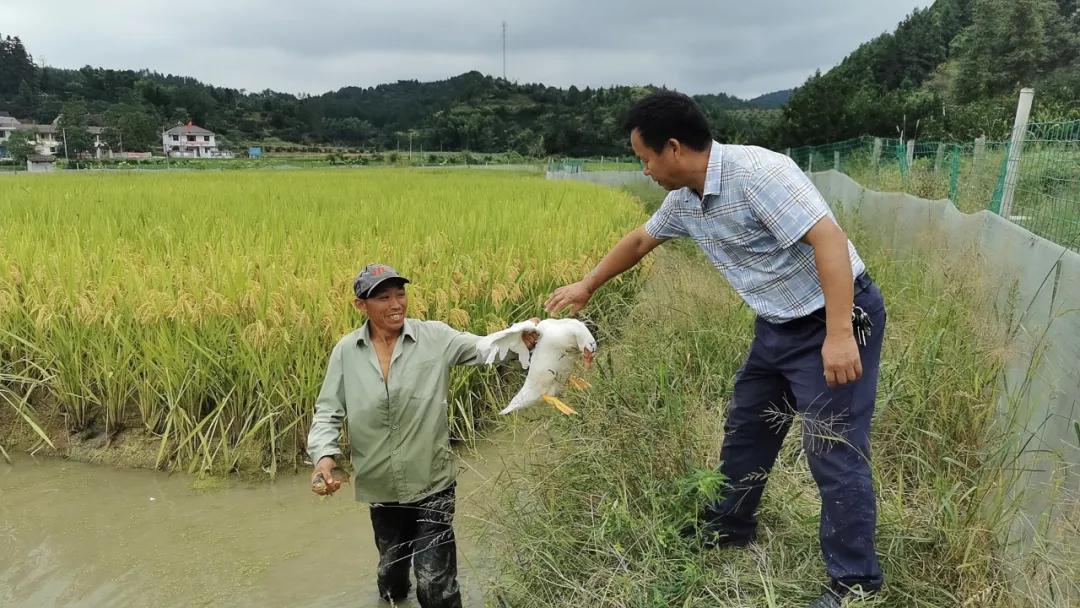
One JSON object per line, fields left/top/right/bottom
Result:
{"left": 306, "top": 318, "right": 491, "bottom": 504}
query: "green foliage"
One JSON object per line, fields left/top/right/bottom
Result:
{"left": 775, "top": 0, "right": 1080, "bottom": 146}
{"left": 3, "top": 129, "right": 35, "bottom": 163}
{"left": 58, "top": 100, "right": 93, "bottom": 157}
{"left": 0, "top": 33, "right": 35, "bottom": 96}
{"left": 103, "top": 103, "right": 159, "bottom": 151}
{"left": 953, "top": 0, "right": 1079, "bottom": 102}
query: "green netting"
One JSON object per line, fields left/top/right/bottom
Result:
{"left": 547, "top": 159, "right": 585, "bottom": 173}
{"left": 788, "top": 125, "right": 1080, "bottom": 251}
{"left": 788, "top": 136, "right": 1011, "bottom": 215}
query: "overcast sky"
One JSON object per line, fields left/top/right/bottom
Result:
{"left": 6, "top": 0, "right": 934, "bottom": 99}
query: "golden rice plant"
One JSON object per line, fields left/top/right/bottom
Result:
{"left": 0, "top": 168, "right": 646, "bottom": 475}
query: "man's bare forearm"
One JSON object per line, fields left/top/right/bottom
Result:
{"left": 583, "top": 226, "right": 662, "bottom": 292}
{"left": 805, "top": 220, "right": 854, "bottom": 337}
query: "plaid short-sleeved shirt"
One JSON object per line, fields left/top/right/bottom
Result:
{"left": 644, "top": 141, "right": 865, "bottom": 323}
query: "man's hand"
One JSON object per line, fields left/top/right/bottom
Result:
{"left": 545, "top": 281, "right": 593, "bottom": 316}
{"left": 543, "top": 226, "right": 663, "bottom": 316}
{"left": 821, "top": 333, "right": 862, "bottom": 388}
{"left": 311, "top": 456, "right": 342, "bottom": 496}
{"left": 522, "top": 317, "right": 541, "bottom": 350}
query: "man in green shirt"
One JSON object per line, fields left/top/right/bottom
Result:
{"left": 307, "top": 263, "right": 536, "bottom": 608}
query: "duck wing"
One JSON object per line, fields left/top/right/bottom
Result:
{"left": 476, "top": 320, "right": 540, "bottom": 369}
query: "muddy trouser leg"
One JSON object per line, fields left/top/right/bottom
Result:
{"left": 370, "top": 500, "right": 417, "bottom": 601}
{"left": 412, "top": 484, "right": 462, "bottom": 608}
{"left": 781, "top": 285, "right": 886, "bottom": 592}
{"left": 702, "top": 323, "right": 795, "bottom": 543}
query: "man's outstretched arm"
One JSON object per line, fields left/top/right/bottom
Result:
{"left": 545, "top": 225, "right": 664, "bottom": 316}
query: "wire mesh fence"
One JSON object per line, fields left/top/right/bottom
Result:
{"left": 787, "top": 122, "right": 1080, "bottom": 252}
{"left": 546, "top": 156, "right": 641, "bottom": 173}
{"left": 1007, "top": 120, "right": 1080, "bottom": 249}
{"left": 786, "top": 136, "right": 1011, "bottom": 215}
{"left": 542, "top": 120, "right": 1080, "bottom": 252}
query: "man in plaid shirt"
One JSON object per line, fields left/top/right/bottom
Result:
{"left": 546, "top": 91, "right": 886, "bottom": 608}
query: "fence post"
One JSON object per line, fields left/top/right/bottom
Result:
{"left": 974, "top": 136, "right": 986, "bottom": 164}
{"left": 989, "top": 143, "right": 1010, "bottom": 214}
{"left": 872, "top": 138, "right": 882, "bottom": 171}
{"left": 906, "top": 139, "right": 915, "bottom": 168}
{"left": 808, "top": 152, "right": 813, "bottom": 173}
{"left": 834, "top": 150, "right": 840, "bottom": 171}
{"left": 999, "top": 87, "right": 1035, "bottom": 218}
{"left": 934, "top": 143, "right": 945, "bottom": 176}
{"left": 948, "top": 144, "right": 961, "bottom": 203}
{"left": 785, "top": 148, "right": 791, "bottom": 158}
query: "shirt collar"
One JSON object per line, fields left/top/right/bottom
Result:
{"left": 702, "top": 140, "right": 724, "bottom": 198}
{"left": 355, "top": 318, "right": 417, "bottom": 347}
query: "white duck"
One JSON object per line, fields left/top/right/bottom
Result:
{"left": 478, "top": 318, "right": 597, "bottom": 415}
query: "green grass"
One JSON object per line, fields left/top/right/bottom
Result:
{"left": 488, "top": 220, "right": 1078, "bottom": 606}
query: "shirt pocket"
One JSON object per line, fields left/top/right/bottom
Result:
{"left": 403, "top": 356, "right": 440, "bottom": 399}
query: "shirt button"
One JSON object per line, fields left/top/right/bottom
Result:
{"left": 392, "top": 449, "right": 398, "bottom": 455}
{"left": 392, "top": 425, "right": 398, "bottom": 431}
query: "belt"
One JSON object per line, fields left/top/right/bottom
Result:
{"left": 765, "top": 272, "right": 876, "bottom": 327}
{"left": 854, "top": 271, "right": 874, "bottom": 297}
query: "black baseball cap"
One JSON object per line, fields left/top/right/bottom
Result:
{"left": 353, "top": 264, "right": 410, "bottom": 299}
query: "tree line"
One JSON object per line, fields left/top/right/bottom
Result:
{"left": 0, "top": 34, "right": 786, "bottom": 158}
{"left": 4, "top": 1, "right": 1077, "bottom": 159}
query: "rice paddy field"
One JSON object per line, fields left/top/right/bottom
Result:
{"left": 0, "top": 168, "right": 647, "bottom": 474}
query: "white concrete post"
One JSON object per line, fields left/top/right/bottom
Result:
{"left": 1000, "top": 87, "right": 1035, "bottom": 219}
{"left": 834, "top": 150, "right": 840, "bottom": 171}
{"left": 934, "top": 143, "right": 946, "bottom": 176}
{"left": 906, "top": 139, "right": 915, "bottom": 168}
{"left": 872, "top": 138, "right": 882, "bottom": 170}
{"left": 974, "top": 136, "right": 986, "bottom": 164}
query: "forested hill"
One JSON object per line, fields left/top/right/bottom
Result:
{"left": 8, "top": 1, "right": 1072, "bottom": 156}
{"left": 0, "top": 34, "right": 786, "bottom": 156}
{"left": 774, "top": 0, "right": 1080, "bottom": 146}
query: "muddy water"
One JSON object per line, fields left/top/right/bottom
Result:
{"left": 0, "top": 432, "right": 537, "bottom": 607}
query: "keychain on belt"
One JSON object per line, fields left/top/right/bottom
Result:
{"left": 852, "top": 306, "right": 873, "bottom": 346}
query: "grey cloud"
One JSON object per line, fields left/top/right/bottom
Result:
{"left": 7, "top": 0, "right": 933, "bottom": 98}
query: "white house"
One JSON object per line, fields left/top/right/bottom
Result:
{"left": 163, "top": 122, "right": 230, "bottom": 158}
{"left": 0, "top": 114, "right": 108, "bottom": 158}
{"left": 0, "top": 115, "right": 22, "bottom": 153}
{"left": 3, "top": 114, "right": 232, "bottom": 160}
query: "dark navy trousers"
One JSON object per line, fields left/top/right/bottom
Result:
{"left": 705, "top": 275, "right": 885, "bottom": 591}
